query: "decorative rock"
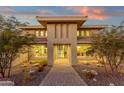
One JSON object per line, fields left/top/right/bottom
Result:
{"left": 109, "top": 83, "right": 115, "bottom": 86}
{"left": 91, "top": 70, "right": 98, "bottom": 75}
{"left": 82, "top": 69, "right": 89, "bottom": 73}
{"left": 96, "top": 64, "right": 103, "bottom": 67}
{"left": 0, "top": 81, "right": 14, "bottom": 86}
{"left": 29, "top": 69, "right": 35, "bottom": 74}
{"left": 82, "top": 69, "right": 98, "bottom": 75}
{"left": 93, "top": 78, "right": 97, "bottom": 81}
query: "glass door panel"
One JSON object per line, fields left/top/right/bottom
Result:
{"left": 57, "top": 45, "right": 68, "bottom": 58}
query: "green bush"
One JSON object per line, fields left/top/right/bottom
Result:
{"left": 41, "top": 60, "right": 48, "bottom": 66}
{"left": 31, "top": 59, "right": 47, "bottom": 66}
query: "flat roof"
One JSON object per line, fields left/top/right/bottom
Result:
{"left": 36, "top": 16, "right": 88, "bottom": 27}
{"left": 79, "top": 25, "right": 106, "bottom": 30}
{"left": 17, "top": 25, "right": 45, "bottom": 30}
{"left": 18, "top": 16, "right": 106, "bottom": 31}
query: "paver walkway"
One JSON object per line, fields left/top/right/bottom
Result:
{"left": 39, "top": 59, "right": 87, "bottom": 86}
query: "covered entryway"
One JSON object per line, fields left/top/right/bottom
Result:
{"left": 54, "top": 44, "right": 71, "bottom": 65}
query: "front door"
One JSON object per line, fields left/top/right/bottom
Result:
{"left": 57, "top": 45, "right": 68, "bottom": 58}
{"left": 54, "top": 45, "right": 70, "bottom": 65}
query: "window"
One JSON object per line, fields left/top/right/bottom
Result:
{"left": 81, "top": 31, "right": 85, "bottom": 36}
{"left": 36, "top": 31, "right": 39, "bottom": 37}
{"left": 35, "top": 31, "right": 47, "bottom": 37}
{"left": 77, "top": 44, "right": 91, "bottom": 56}
{"left": 78, "top": 30, "right": 85, "bottom": 36}
{"left": 45, "top": 31, "right": 47, "bottom": 36}
{"left": 78, "top": 30, "right": 90, "bottom": 36}
{"left": 86, "top": 30, "right": 90, "bottom": 36}
{"left": 32, "top": 45, "right": 47, "bottom": 57}
{"left": 57, "top": 45, "right": 68, "bottom": 58}
{"left": 40, "top": 31, "right": 44, "bottom": 37}
{"left": 77, "top": 31, "right": 79, "bottom": 36}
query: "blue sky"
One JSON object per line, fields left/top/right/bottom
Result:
{"left": 0, "top": 6, "right": 124, "bottom": 25}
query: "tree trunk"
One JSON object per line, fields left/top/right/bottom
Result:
{"left": 8, "top": 58, "right": 12, "bottom": 77}
{"left": 0, "top": 68, "right": 5, "bottom": 78}
{"left": 102, "top": 56, "right": 108, "bottom": 74}
{"left": 7, "top": 54, "right": 13, "bottom": 77}
{"left": 1, "top": 71, "right": 5, "bottom": 78}
{"left": 107, "top": 55, "right": 114, "bottom": 73}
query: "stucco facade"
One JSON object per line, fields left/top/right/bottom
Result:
{"left": 19, "top": 16, "right": 105, "bottom": 66}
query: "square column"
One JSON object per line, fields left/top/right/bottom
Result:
{"left": 70, "top": 44, "right": 77, "bottom": 65}
{"left": 47, "top": 43, "right": 54, "bottom": 66}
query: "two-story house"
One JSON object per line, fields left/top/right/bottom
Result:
{"left": 19, "top": 16, "right": 105, "bottom": 66}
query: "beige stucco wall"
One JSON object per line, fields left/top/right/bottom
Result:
{"left": 47, "top": 23, "right": 77, "bottom": 65}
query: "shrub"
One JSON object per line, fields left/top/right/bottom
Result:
{"left": 84, "top": 71, "right": 95, "bottom": 79}
{"left": 41, "top": 60, "right": 47, "bottom": 66}
{"left": 23, "top": 69, "right": 33, "bottom": 84}
{"left": 88, "top": 25, "right": 124, "bottom": 74}
{"left": 82, "top": 69, "right": 98, "bottom": 79}
{"left": 31, "top": 59, "right": 47, "bottom": 66}
{"left": 38, "top": 65, "right": 44, "bottom": 72}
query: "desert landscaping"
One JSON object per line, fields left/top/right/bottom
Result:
{"left": 74, "top": 61, "right": 124, "bottom": 86}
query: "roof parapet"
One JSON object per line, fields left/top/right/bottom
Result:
{"left": 36, "top": 16, "right": 88, "bottom": 27}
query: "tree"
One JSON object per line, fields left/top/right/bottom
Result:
{"left": 87, "top": 24, "right": 124, "bottom": 74}
{"left": 0, "top": 15, "right": 34, "bottom": 77}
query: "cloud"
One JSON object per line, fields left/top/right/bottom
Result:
{"left": 0, "top": 6, "right": 15, "bottom": 13}
{"left": 65, "top": 6, "right": 124, "bottom": 20}
{"left": 0, "top": 6, "right": 55, "bottom": 20}
{"left": 0, "top": 6, "right": 124, "bottom": 22}
{"left": 65, "top": 6, "right": 108, "bottom": 20}
{"left": 37, "top": 9, "right": 55, "bottom": 15}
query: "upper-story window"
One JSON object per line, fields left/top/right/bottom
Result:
{"left": 77, "top": 31, "right": 79, "bottom": 36}
{"left": 35, "top": 30, "right": 47, "bottom": 37}
{"left": 36, "top": 31, "right": 39, "bottom": 37}
{"left": 81, "top": 31, "right": 85, "bottom": 36}
{"left": 85, "top": 30, "right": 90, "bottom": 36}
{"left": 77, "top": 30, "right": 91, "bottom": 37}
{"left": 40, "top": 31, "right": 44, "bottom": 37}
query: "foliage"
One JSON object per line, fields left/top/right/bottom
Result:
{"left": 87, "top": 24, "right": 124, "bottom": 74}
{"left": 0, "top": 15, "right": 34, "bottom": 78}
{"left": 31, "top": 59, "right": 48, "bottom": 65}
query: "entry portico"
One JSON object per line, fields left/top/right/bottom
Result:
{"left": 36, "top": 16, "right": 88, "bottom": 65}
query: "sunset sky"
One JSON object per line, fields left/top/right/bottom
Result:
{"left": 0, "top": 6, "right": 124, "bottom": 25}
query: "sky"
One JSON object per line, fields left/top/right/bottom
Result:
{"left": 0, "top": 6, "right": 124, "bottom": 25}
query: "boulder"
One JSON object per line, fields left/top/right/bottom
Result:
{"left": 91, "top": 70, "right": 98, "bottom": 76}
{"left": 82, "top": 69, "right": 89, "bottom": 73}
{"left": 109, "top": 83, "right": 115, "bottom": 86}
{"left": 96, "top": 63, "right": 104, "bottom": 67}
{"left": 82, "top": 69, "right": 98, "bottom": 79}
{"left": 29, "top": 69, "right": 35, "bottom": 75}
{"left": 93, "top": 78, "right": 97, "bottom": 81}
{"left": 0, "top": 81, "right": 14, "bottom": 86}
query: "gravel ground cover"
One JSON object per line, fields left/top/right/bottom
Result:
{"left": 0, "top": 66, "right": 51, "bottom": 86}
{"left": 74, "top": 62, "right": 124, "bottom": 86}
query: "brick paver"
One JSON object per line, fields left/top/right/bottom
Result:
{"left": 39, "top": 59, "right": 87, "bottom": 86}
